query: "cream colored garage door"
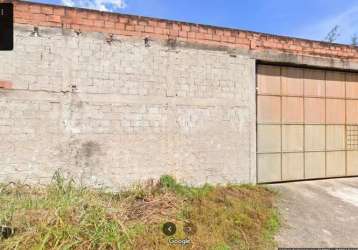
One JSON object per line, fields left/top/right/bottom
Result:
{"left": 257, "top": 64, "right": 358, "bottom": 183}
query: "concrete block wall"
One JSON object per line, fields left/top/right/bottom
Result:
{"left": 0, "top": 23, "right": 256, "bottom": 188}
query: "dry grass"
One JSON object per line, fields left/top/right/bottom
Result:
{"left": 0, "top": 173, "right": 279, "bottom": 250}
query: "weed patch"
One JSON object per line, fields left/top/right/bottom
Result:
{"left": 0, "top": 173, "right": 279, "bottom": 249}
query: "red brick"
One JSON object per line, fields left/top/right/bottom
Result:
{"left": 187, "top": 32, "right": 196, "bottom": 39}
{"left": 148, "top": 20, "right": 157, "bottom": 26}
{"left": 66, "top": 9, "right": 77, "bottom": 17}
{"left": 154, "top": 27, "right": 168, "bottom": 35}
{"left": 172, "top": 23, "right": 181, "bottom": 31}
{"left": 115, "top": 23, "right": 125, "bottom": 30}
{"left": 139, "top": 20, "right": 148, "bottom": 26}
{"left": 88, "top": 13, "right": 98, "bottom": 20}
{"left": 196, "top": 33, "right": 207, "bottom": 40}
{"left": 107, "top": 15, "right": 119, "bottom": 22}
{"left": 32, "top": 13, "right": 47, "bottom": 22}
{"left": 250, "top": 39, "right": 256, "bottom": 49}
{"left": 135, "top": 25, "right": 144, "bottom": 32}
{"left": 129, "top": 19, "right": 138, "bottom": 25}
{"left": 144, "top": 26, "right": 154, "bottom": 33}
{"left": 78, "top": 18, "right": 93, "bottom": 26}
{"left": 199, "top": 27, "right": 208, "bottom": 33}
{"left": 0, "top": 81, "right": 12, "bottom": 89}
{"left": 228, "top": 36, "right": 236, "bottom": 43}
{"left": 181, "top": 25, "right": 190, "bottom": 32}
{"left": 8, "top": 0, "right": 358, "bottom": 60}
{"left": 15, "top": 11, "right": 30, "bottom": 19}
{"left": 178, "top": 31, "right": 187, "bottom": 38}
{"left": 190, "top": 25, "right": 199, "bottom": 32}
{"left": 15, "top": 4, "right": 29, "bottom": 12}
{"left": 207, "top": 28, "right": 214, "bottom": 35}
{"left": 54, "top": 8, "right": 65, "bottom": 16}
{"left": 119, "top": 17, "right": 129, "bottom": 23}
{"left": 105, "top": 21, "right": 115, "bottom": 29}
{"left": 125, "top": 25, "right": 135, "bottom": 31}
{"left": 223, "top": 30, "right": 231, "bottom": 37}
{"left": 212, "top": 34, "right": 222, "bottom": 42}
{"left": 215, "top": 29, "right": 224, "bottom": 36}
{"left": 157, "top": 22, "right": 167, "bottom": 28}
{"left": 238, "top": 32, "right": 247, "bottom": 38}
{"left": 94, "top": 20, "right": 104, "bottom": 27}
{"left": 47, "top": 15, "right": 61, "bottom": 23}
{"left": 14, "top": 18, "right": 28, "bottom": 24}
{"left": 236, "top": 37, "right": 250, "bottom": 45}
{"left": 30, "top": 5, "right": 41, "bottom": 13}
{"left": 167, "top": 29, "right": 178, "bottom": 36}
{"left": 204, "top": 33, "right": 213, "bottom": 40}
{"left": 77, "top": 10, "right": 88, "bottom": 19}
{"left": 41, "top": 6, "right": 53, "bottom": 15}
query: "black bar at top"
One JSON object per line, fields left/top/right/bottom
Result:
{"left": 0, "top": 3, "right": 13, "bottom": 51}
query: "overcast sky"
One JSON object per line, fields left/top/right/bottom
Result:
{"left": 27, "top": 0, "right": 358, "bottom": 44}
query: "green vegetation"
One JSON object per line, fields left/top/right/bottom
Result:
{"left": 0, "top": 172, "right": 279, "bottom": 249}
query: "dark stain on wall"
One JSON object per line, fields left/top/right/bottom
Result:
{"left": 81, "top": 141, "right": 101, "bottom": 158}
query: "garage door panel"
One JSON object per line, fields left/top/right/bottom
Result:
{"left": 281, "top": 67, "right": 304, "bottom": 96}
{"left": 305, "top": 125, "right": 325, "bottom": 151}
{"left": 282, "top": 153, "right": 304, "bottom": 180}
{"left": 305, "top": 152, "right": 326, "bottom": 179}
{"left": 257, "top": 65, "right": 355, "bottom": 183}
{"left": 257, "top": 65, "right": 281, "bottom": 95}
{"left": 347, "top": 125, "right": 358, "bottom": 151}
{"left": 304, "top": 98, "right": 325, "bottom": 124}
{"left": 282, "top": 97, "right": 303, "bottom": 124}
{"left": 347, "top": 151, "right": 358, "bottom": 175}
{"left": 282, "top": 125, "right": 303, "bottom": 152}
{"left": 257, "top": 125, "right": 281, "bottom": 153}
{"left": 346, "top": 73, "right": 358, "bottom": 99}
{"left": 326, "top": 125, "right": 346, "bottom": 151}
{"left": 326, "top": 71, "right": 346, "bottom": 98}
{"left": 326, "top": 99, "right": 346, "bottom": 124}
{"left": 257, "top": 96, "right": 281, "bottom": 124}
{"left": 304, "top": 69, "right": 325, "bottom": 97}
{"left": 257, "top": 153, "right": 281, "bottom": 183}
{"left": 326, "top": 151, "right": 346, "bottom": 177}
{"left": 347, "top": 100, "right": 358, "bottom": 124}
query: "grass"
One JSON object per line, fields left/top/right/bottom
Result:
{"left": 0, "top": 172, "right": 279, "bottom": 249}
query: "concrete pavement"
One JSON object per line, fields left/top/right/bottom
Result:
{"left": 269, "top": 177, "right": 358, "bottom": 248}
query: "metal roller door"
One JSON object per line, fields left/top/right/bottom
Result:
{"left": 257, "top": 64, "right": 358, "bottom": 183}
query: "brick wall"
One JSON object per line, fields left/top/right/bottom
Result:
{"left": 9, "top": 0, "right": 358, "bottom": 60}
{"left": 0, "top": 1, "right": 357, "bottom": 188}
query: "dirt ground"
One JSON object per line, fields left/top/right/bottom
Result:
{"left": 269, "top": 177, "right": 358, "bottom": 248}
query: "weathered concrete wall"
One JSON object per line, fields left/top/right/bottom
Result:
{"left": 0, "top": 24, "right": 256, "bottom": 188}
{"left": 1, "top": 1, "right": 357, "bottom": 188}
